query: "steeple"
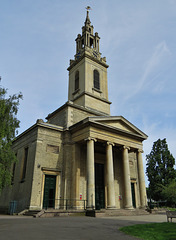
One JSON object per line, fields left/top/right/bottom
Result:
{"left": 67, "top": 8, "right": 111, "bottom": 115}
{"left": 85, "top": 7, "right": 91, "bottom": 25}
{"left": 68, "top": 7, "right": 107, "bottom": 66}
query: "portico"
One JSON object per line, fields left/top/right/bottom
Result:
{"left": 70, "top": 116, "right": 147, "bottom": 210}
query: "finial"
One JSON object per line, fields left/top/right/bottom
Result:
{"left": 86, "top": 6, "right": 92, "bottom": 12}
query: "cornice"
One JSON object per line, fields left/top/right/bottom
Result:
{"left": 67, "top": 52, "right": 109, "bottom": 71}
{"left": 13, "top": 121, "right": 63, "bottom": 143}
{"left": 69, "top": 117, "right": 147, "bottom": 141}
{"left": 46, "top": 101, "right": 109, "bottom": 120}
{"left": 73, "top": 91, "right": 112, "bottom": 105}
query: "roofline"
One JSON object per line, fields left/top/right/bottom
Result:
{"left": 87, "top": 116, "right": 148, "bottom": 138}
{"left": 13, "top": 121, "right": 63, "bottom": 143}
{"left": 69, "top": 116, "right": 148, "bottom": 141}
{"left": 46, "top": 101, "right": 110, "bottom": 120}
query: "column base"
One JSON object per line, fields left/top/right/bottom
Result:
{"left": 107, "top": 206, "right": 116, "bottom": 210}
{"left": 124, "top": 206, "right": 134, "bottom": 210}
{"left": 29, "top": 206, "right": 42, "bottom": 211}
{"left": 86, "top": 206, "right": 95, "bottom": 210}
{"left": 139, "top": 206, "right": 147, "bottom": 209}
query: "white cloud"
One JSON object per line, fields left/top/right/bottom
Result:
{"left": 123, "top": 41, "right": 171, "bottom": 101}
{"left": 142, "top": 41, "right": 170, "bottom": 84}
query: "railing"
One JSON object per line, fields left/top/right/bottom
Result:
{"left": 43, "top": 198, "right": 87, "bottom": 210}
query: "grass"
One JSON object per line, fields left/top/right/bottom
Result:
{"left": 167, "top": 208, "right": 176, "bottom": 211}
{"left": 119, "top": 222, "right": 176, "bottom": 240}
{"left": 158, "top": 207, "right": 176, "bottom": 211}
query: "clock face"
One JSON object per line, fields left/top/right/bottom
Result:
{"left": 76, "top": 51, "right": 81, "bottom": 59}
{"left": 93, "top": 50, "right": 98, "bottom": 58}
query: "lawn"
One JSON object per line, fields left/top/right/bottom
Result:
{"left": 119, "top": 222, "right": 176, "bottom": 240}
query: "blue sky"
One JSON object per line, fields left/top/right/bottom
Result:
{"left": 1, "top": 0, "right": 176, "bottom": 184}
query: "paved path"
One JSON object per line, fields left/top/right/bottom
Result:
{"left": 0, "top": 214, "right": 172, "bottom": 240}
{"left": 106, "top": 213, "right": 175, "bottom": 223}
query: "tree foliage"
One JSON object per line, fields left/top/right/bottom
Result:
{"left": 146, "top": 138, "right": 176, "bottom": 201}
{"left": 162, "top": 180, "right": 176, "bottom": 207}
{"left": 0, "top": 81, "right": 22, "bottom": 192}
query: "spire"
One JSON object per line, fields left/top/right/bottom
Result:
{"left": 85, "top": 6, "right": 91, "bottom": 25}
{"left": 68, "top": 7, "right": 108, "bottom": 68}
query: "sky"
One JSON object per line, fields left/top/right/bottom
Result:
{"left": 1, "top": 0, "right": 176, "bottom": 185}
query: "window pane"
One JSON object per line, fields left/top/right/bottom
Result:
{"left": 94, "top": 70, "right": 100, "bottom": 90}
{"left": 21, "top": 147, "right": 28, "bottom": 181}
{"left": 75, "top": 71, "right": 79, "bottom": 90}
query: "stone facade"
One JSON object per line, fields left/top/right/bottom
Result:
{"left": 0, "top": 10, "right": 147, "bottom": 213}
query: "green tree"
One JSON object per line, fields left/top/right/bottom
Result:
{"left": 146, "top": 138, "right": 176, "bottom": 202}
{"left": 0, "top": 80, "right": 22, "bottom": 192}
{"left": 162, "top": 180, "right": 176, "bottom": 207}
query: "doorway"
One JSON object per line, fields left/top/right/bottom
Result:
{"left": 95, "top": 163, "right": 105, "bottom": 210}
{"left": 131, "top": 182, "right": 136, "bottom": 208}
{"left": 43, "top": 175, "right": 56, "bottom": 209}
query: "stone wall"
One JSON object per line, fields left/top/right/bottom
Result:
{"left": 29, "top": 125, "right": 63, "bottom": 210}
{"left": 0, "top": 127, "right": 38, "bottom": 213}
{"left": 47, "top": 108, "right": 67, "bottom": 127}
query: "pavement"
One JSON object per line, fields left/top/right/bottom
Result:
{"left": 0, "top": 214, "right": 174, "bottom": 240}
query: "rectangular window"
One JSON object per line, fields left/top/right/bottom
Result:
{"left": 94, "top": 70, "right": 100, "bottom": 90}
{"left": 21, "top": 147, "right": 28, "bottom": 182}
{"left": 11, "top": 162, "right": 16, "bottom": 185}
{"left": 75, "top": 71, "right": 79, "bottom": 91}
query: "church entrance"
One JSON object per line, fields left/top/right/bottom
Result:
{"left": 131, "top": 182, "right": 136, "bottom": 208}
{"left": 95, "top": 163, "right": 105, "bottom": 210}
{"left": 43, "top": 175, "right": 56, "bottom": 209}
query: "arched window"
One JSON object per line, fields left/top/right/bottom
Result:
{"left": 75, "top": 71, "right": 79, "bottom": 91}
{"left": 94, "top": 70, "right": 100, "bottom": 90}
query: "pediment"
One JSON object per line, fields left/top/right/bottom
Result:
{"left": 89, "top": 116, "right": 147, "bottom": 139}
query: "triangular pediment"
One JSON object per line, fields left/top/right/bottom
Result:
{"left": 88, "top": 116, "right": 147, "bottom": 139}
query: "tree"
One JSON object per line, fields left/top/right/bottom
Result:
{"left": 0, "top": 80, "right": 22, "bottom": 192}
{"left": 146, "top": 138, "right": 176, "bottom": 202}
{"left": 162, "top": 180, "right": 176, "bottom": 207}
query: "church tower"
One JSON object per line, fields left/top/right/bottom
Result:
{"left": 67, "top": 8, "right": 111, "bottom": 115}
{"left": 0, "top": 8, "right": 148, "bottom": 214}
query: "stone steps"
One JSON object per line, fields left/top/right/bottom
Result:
{"left": 21, "top": 208, "right": 149, "bottom": 218}
{"left": 22, "top": 210, "right": 41, "bottom": 217}
{"left": 35, "top": 209, "right": 86, "bottom": 218}
{"left": 86, "top": 209, "right": 149, "bottom": 217}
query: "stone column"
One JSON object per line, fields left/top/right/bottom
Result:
{"left": 71, "top": 143, "right": 80, "bottom": 209}
{"left": 122, "top": 146, "right": 133, "bottom": 209}
{"left": 86, "top": 137, "right": 97, "bottom": 210}
{"left": 106, "top": 142, "right": 116, "bottom": 209}
{"left": 137, "top": 150, "right": 147, "bottom": 208}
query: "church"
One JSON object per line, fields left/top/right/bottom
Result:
{"left": 0, "top": 9, "right": 148, "bottom": 214}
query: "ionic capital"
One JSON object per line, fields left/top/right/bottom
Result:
{"left": 107, "top": 141, "right": 115, "bottom": 146}
{"left": 84, "top": 137, "right": 97, "bottom": 142}
{"left": 138, "top": 149, "right": 144, "bottom": 154}
{"left": 123, "top": 146, "right": 130, "bottom": 151}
